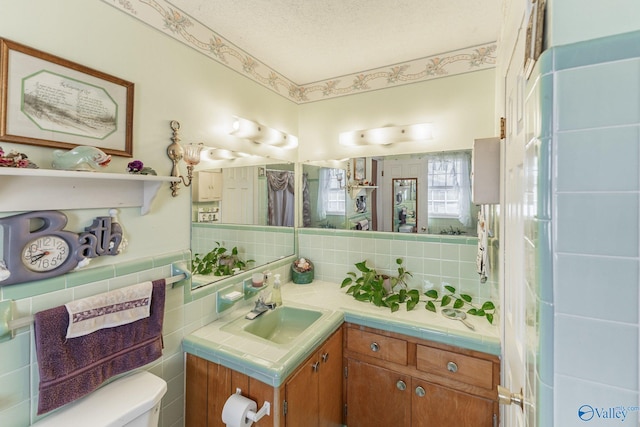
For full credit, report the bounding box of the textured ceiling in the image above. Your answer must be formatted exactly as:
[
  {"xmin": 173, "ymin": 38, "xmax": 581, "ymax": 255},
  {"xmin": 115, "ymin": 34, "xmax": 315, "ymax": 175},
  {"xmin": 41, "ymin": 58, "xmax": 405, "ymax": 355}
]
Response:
[{"xmin": 170, "ymin": 0, "xmax": 503, "ymax": 84}]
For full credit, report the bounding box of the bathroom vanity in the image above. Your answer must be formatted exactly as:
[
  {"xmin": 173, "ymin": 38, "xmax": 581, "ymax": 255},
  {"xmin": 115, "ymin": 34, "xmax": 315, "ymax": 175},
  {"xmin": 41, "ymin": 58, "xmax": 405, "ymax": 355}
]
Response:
[
  {"xmin": 344, "ymin": 324, "xmax": 499, "ymax": 427},
  {"xmin": 183, "ymin": 281, "xmax": 500, "ymax": 427}
]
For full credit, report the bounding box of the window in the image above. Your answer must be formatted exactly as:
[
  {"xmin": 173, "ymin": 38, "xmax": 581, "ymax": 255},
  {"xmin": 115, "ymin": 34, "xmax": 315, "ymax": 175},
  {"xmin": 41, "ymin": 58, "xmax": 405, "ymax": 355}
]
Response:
[
  {"xmin": 427, "ymin": 155, "xmax": 467, "ymax": 219},
  {"xmin": 326, "ymin": 168, "xmax": 346, "ymax": 214},
  {"xmin": 317, "ymin": 168, "xmax": 346, "ymax": 218}
]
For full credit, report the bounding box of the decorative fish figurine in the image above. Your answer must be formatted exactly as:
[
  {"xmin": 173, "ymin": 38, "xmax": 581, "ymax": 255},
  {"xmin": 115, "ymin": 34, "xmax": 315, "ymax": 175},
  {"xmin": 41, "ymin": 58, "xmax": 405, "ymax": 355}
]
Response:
[{"xmin": 51, "ymin": 146, "xmax": 112, "ymax": 171}]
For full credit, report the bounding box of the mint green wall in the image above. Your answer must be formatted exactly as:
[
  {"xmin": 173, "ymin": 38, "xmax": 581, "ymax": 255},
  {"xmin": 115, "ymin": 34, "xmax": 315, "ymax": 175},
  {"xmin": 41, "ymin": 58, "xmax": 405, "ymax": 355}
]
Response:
[
  {"xmin": 546, "ymin": 0, "xmax": 640, "ymax": 47},
  {"xmin": 527, "ymin": 30, "xmax": 640, "ymax": 427}
]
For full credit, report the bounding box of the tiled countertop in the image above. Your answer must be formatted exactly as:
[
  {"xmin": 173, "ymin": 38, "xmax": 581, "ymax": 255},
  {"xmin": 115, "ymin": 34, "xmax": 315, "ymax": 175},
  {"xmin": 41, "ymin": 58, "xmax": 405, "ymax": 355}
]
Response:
[{"xmin": 182, "ymin": 280, "xmax": 500, "ymax": 387}]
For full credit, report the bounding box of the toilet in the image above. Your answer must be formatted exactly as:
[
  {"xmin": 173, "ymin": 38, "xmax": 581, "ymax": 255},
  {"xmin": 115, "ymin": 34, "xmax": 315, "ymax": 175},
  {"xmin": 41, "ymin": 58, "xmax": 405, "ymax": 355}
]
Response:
[
  {"xmin": 398, "ymin": 224, "xmax": 414, "ymax": 233},
  {"xmin": 32, "ymin": 371, "xmax": 167, "ymax": 427}
]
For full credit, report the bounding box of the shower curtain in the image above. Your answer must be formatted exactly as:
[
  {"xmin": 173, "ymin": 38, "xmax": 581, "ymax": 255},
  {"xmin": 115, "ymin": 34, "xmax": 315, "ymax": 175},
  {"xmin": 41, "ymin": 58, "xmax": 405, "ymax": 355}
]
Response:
[{"xmin": 266, "ymin": 170, "xmax": 295, "ymax": 226}]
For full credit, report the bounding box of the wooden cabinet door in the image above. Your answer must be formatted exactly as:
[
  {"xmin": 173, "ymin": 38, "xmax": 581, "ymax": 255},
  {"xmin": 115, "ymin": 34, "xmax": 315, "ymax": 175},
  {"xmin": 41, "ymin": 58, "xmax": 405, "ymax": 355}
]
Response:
[
  {"xmin": 345, "ymin": 358, "xmax": 411, "ymax": 427},
  {"xmin": 318, "ymin": 328, "xmax": 343, "ymax": 427},
  {"xmin": 285, "ymin": 353, "xmax": 320, "ymax": 427},
  {"xmin": 411, "ymin": 379, "xmax": 495, "ymax": 427}
]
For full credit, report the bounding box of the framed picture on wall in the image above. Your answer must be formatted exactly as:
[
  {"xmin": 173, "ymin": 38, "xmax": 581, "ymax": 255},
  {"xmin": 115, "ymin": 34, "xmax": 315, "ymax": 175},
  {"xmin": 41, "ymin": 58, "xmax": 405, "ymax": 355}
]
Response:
[
  {"xmin": 354, "ymin": 157, "xmax": 366, "ymax": 181},
  {"xmin": 0, "ymin": 38, "xmax": 134, "ymax": 156},
  {"xmin": 523, "ymin": 0, "xmax": 546, "ymax": 79}
]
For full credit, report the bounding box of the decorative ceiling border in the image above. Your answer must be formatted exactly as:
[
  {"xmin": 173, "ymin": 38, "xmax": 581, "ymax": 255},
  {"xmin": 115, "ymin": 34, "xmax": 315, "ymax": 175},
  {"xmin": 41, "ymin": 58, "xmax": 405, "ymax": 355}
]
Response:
[{"xmin": 102, "ymin": 0, "xmax": 497, "ymax": 104}]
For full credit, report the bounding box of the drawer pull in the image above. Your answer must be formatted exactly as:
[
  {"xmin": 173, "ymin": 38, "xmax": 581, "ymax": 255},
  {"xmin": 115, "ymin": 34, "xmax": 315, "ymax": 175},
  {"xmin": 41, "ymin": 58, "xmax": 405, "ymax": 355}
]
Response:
[
  {"xmin": 312, "ymin": 361, "xmax": 320, "ymax": 372},
  {"xmin": 322, "ymin": 353, "xmax": 329, "ymax": 363},
  {"xmin": 447, "ymin": 361, "xmax": 458, "ymax": 373},
  {"xmin": 396, "ymin": 380, "xmax": 406, "ymax": 391},
  {"xmin": 370, "ymin": 342, "xmax": 380, "ymax": 352},
  {"xmin": 415, "ymin": 386, "xmax": 426, "ymax": 397}
]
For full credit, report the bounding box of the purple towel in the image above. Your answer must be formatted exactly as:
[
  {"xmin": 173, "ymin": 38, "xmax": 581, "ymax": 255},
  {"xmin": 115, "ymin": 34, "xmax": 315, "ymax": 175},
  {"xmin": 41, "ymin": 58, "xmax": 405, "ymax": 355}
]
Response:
[{"xmin": 34, "ymin": 279, "xmax": 166, "ymax": 415}]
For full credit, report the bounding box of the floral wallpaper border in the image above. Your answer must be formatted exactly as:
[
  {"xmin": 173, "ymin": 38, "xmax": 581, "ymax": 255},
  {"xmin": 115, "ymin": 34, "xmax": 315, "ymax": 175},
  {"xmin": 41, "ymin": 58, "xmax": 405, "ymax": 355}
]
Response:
[{"xmin": 103, "ymin": 0, "xmax": 497, "ymax": 104}]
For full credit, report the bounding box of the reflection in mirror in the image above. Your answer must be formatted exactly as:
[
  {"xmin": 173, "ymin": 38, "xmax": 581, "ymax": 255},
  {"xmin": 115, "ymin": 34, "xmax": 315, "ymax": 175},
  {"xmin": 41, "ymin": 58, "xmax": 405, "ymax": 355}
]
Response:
[
  {"xmin": 302, "ymin": 151, "xmax": 478, "ymax": 236},
  {"xmin": 191, "ymin": 163, "xmax": 295, "ymax": 288},
  {"xmin": 393, "ymin": 178, "xmax": 417, "ymax": 233}
]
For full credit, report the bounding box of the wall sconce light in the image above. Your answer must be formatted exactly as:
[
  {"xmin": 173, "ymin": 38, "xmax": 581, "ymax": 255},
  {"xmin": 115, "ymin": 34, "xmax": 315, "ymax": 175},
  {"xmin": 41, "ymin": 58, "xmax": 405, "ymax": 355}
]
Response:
[
  {"xmin": 230, "ymin": 116, "xmax": 298, "ymax": 149},
  {"xmin": 339, "ymin": 123, "xmax": 433, "ymax": 146},
  {"xmin": 167, "ymin": 120, "xmax": 204, "ymax": 197}
]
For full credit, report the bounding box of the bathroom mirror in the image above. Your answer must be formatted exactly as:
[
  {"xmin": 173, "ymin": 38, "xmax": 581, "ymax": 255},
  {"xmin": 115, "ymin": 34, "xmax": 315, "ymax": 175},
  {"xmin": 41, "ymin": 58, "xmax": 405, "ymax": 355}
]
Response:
[
  {"xmin": 302, "ymin": 150, "xmax": 478, "ymax": 236},
  {"xmin": 191, "ymin": 163, "xmax": 296, "ymax": 288}
]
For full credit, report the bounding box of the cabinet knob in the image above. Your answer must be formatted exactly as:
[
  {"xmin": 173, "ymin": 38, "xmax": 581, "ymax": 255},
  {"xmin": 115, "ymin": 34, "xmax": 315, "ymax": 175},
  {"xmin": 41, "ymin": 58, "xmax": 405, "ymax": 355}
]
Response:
[
  {"xmin": 312, "ymin": 361, "xmax": 320, "ymax": 372},
  {"xmin": 370, "ymin": 342, "xmax": 380, "ymax": 352},
  {"xmin": 447, "ymin": 361, "xmax": 458, "ymax": 373},
  {"xmin": 415, "ymin": 386, "xmax": 426, "ymax": 397},
  {"xmin": 396, "ymin": 380, "xmax": 406, "ymax": 391},
  {"xmin": 321, "ymin": 352, "xmax": 329, "ymax": 363}
]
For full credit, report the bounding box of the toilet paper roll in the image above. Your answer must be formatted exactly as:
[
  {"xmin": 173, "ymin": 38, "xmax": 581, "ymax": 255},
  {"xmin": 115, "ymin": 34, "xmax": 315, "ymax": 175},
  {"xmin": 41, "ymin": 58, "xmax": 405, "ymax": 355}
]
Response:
[{"xmin": 221, "ymin": 393, "xmax": 258, "ymax": 427}]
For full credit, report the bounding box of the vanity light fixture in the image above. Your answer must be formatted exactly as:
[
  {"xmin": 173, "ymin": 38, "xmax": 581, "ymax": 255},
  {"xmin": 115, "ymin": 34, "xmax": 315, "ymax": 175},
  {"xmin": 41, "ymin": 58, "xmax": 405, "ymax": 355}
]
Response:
[
  {"xmin": 206, "ymin": 147, "xmax": 252, "ymax": 160},
  {"xmin": 230, "ymin": 116, "xmax": 298, "ymax": 149},
  {"xmin": 167, "ymin": 120, "xmax": 204, "ymax": 197},
  {"xmin": 339, "ymin": 123, "xmax": 433, "ymax": 146}
]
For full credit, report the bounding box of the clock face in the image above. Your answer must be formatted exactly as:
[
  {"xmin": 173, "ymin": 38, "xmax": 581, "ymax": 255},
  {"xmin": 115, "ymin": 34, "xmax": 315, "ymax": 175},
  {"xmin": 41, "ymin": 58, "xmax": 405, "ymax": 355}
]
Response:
[{"xmin": 21, "ymin": 236, "xmax": 71, "ymax": 272}]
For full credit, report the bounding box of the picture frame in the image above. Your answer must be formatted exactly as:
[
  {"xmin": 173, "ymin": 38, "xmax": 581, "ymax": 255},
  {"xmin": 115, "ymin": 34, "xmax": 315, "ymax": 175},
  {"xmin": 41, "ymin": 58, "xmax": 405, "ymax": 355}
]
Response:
[
  {"xmin": 523, "ymin": 0, "xmax": 546, "ymax": 79},
  {"xmin": 0, "ymin": 39, "xmax": 134, "ymax": 157},
  {"xmin": 353, "ymin": 157, "xmax": 366, "ymax": 181}
]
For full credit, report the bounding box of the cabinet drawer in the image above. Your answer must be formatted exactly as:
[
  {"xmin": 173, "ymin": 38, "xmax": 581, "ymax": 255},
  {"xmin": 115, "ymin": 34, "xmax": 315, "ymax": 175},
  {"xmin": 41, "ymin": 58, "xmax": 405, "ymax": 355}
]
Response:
[
  {"xmin": 416, "ymin": 345, "xmax": 493, "ymax": 390},
  {"xmin": 346, "ymin": 328, "xmax": 407, "ymax": 365}
]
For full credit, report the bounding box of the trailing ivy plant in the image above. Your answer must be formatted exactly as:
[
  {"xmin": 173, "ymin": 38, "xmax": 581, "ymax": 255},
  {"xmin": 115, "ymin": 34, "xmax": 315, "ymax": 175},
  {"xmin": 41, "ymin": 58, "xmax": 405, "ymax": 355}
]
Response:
[
  {"xmin": 341, "ymin": 258, "xmax": 417, "ymax": 313},
  {"xmin": 192, "ymin": 242, "xmax": 254, "ymax": 276},
  {"xmin": 341, "ymin": 259, "xmax": 496, "ymax": 324},
  {"xmin": 424, "ymin": 284, "xmax": 496, "ymax": 324}
]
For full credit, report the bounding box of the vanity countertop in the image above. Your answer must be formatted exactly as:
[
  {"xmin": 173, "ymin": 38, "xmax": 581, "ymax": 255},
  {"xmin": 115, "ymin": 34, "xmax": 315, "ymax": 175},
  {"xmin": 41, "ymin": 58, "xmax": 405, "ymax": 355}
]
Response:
[{"xmin": 182, "ymin": 280, "xmax": 500, "ymax": 387}]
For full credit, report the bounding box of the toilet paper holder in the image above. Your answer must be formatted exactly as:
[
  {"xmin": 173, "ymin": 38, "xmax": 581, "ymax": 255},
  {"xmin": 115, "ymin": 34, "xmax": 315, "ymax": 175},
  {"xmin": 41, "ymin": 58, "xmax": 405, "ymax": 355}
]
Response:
[{"xmin": 235, "ymin": 388, "xmax": 271, "ymax": 423}]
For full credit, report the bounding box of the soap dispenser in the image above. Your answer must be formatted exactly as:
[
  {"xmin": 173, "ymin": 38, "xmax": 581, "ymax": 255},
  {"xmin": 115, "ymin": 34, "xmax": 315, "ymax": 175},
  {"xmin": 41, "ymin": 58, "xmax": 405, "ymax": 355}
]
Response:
[{"xmin": 271, "ymin": 274, "xmax": 282, "ymax": 306}]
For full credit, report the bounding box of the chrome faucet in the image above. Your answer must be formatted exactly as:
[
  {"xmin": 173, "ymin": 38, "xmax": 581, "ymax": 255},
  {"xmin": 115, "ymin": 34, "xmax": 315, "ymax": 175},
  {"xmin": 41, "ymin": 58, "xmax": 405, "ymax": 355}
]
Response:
[{"xmin": 245, "ymin": 295, "xmax": 276, "ymax": 320}]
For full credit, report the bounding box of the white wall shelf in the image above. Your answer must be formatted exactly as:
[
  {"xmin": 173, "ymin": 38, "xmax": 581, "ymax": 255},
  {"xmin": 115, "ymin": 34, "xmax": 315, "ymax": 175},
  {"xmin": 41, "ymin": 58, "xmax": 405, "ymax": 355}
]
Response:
[
  {"xmin": 348, "ymin": 185, "xmax": 378, "ymax": 199},
  {"xmin": 0, "ymin": 168, "xmax": 179, "ymax": 215}
]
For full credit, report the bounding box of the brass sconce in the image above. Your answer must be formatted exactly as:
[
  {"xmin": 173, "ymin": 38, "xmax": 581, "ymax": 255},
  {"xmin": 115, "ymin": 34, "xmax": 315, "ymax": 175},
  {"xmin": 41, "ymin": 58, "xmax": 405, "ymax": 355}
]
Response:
[{"xmin": 167, "ymin": 120, "xmax": 204, "ymax": 197}]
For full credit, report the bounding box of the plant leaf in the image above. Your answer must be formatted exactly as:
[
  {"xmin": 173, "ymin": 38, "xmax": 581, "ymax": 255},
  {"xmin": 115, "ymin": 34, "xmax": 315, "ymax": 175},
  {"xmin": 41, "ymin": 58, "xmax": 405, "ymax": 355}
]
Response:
[
  {"xmin": 441, "ymin": 295, "xmax": 452, "ymax": 307},
  {"xmin": 386, "ymin": 294, "xmax": 400, "ymax": 303},
  {"xmin": 408, "ymin": 289, "xmax": 420, "ymax": 299},
  {"xmin": 460, "ymin": 294, "xmax": 473, "ymax": 303},
  {"xmin": 355, "ymin": 261, "xmax": 370, "ymax": 273},
  {"xmin": 482, "ymin": 301, "xmax": 496, "ymax": 311},
  {"xmin": 486, "ymin": 313, "xmax": 494, "ymax": 324},
  {"xmin": 444, "ymin": 285, "xmax": 456, "ymax": 294},
  {"xmin": 396, "ymin": 258, "xmax": 403, "ymax": 265},
  {"xmin": 426, "ymin": 301, "xmax": 437, "ymax": 313},
  {"xmin": 467, "ymin": 308, "xmax": 478, "ymax": 315},
  {"xmin": 453, "ymin": 298, "xmax": 464, "ymax": 309},
  {"xmin": 355, "ymin": 293, "xmax": 371, "ymax": 302},
  {"xmin": 425, "ymin": 289, "xmax": 438, "ymax": 299},
  {"xmin": 390, "ymin": 302, "xmax": 400, "ymax": 313},
  {"xmin": 341, "ymin": 277, "xmax": 353, "ymax": 288},
  {"xmin": 407, "ymin": 299, "xmax": 417, "ymax": 311}
]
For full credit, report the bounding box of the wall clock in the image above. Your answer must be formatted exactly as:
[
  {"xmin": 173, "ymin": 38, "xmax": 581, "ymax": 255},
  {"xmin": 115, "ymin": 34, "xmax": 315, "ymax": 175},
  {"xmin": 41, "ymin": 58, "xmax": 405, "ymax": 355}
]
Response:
[
  {"xmin": 0, "ymin": 210, "xmax": 124, "ymax": 286},
  {"xmin": 0, "ymin": 211, "xmax": 80, "ymax": 286},
  {"xmin": 21, "ymin": 235, "xmax": 71, "ymax": 272}
]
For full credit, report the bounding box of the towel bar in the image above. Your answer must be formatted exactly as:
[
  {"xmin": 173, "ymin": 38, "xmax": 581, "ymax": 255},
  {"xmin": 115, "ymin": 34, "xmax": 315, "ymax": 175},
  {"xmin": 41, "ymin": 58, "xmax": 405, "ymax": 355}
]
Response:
[{"xmin": 0, "ymin": 272, "xmax": 188, "ymax": 342}]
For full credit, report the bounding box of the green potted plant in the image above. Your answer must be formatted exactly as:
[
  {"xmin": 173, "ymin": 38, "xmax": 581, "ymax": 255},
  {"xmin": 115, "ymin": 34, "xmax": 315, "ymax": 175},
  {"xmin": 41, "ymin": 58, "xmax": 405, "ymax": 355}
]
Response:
[
  {"xmin": 192, "ymin": 242, "xmax": 254, "ymax": 276},
  {"xmin": 341, "ymin": 258, "xmax": 417, "ymax": 312},
  {"xmin": 341, "ymin": 258, "xmax": 496, "ymax": 324}
]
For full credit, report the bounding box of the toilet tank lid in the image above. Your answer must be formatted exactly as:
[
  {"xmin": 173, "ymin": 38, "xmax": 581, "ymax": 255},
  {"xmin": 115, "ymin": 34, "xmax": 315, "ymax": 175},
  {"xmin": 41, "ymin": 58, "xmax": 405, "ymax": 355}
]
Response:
[{"xmin": 32, "ymin": 371, "xmax": 167, "ymax": 427}]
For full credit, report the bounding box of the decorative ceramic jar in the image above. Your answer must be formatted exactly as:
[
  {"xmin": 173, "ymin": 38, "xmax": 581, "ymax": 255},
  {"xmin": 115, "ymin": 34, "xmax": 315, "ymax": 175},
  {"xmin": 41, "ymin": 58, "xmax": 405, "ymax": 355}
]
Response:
[{"xmin": 291, "ymin": 257, "xmax": 314, "ymax": 284}]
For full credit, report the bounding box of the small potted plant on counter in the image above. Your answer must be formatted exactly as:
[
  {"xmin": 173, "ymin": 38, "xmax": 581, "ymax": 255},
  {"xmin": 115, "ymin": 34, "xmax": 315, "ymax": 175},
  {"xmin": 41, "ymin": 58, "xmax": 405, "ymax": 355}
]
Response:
[{"xmin": 291, "ymin": 257, "xmax": 314, "ymax": 284}]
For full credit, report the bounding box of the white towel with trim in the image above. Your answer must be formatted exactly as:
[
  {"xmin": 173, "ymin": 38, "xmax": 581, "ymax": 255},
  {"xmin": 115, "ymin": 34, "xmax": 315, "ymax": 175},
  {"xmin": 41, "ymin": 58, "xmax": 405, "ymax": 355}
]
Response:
[
  {"xmin": 476, "ymin": 206, "xmax": 489, "ymax": 282},
  {"xmin": 64, "ymin": 281, "xmax": 153, "ymax": 338}
]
